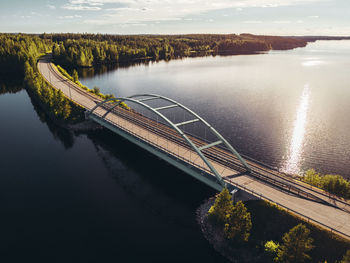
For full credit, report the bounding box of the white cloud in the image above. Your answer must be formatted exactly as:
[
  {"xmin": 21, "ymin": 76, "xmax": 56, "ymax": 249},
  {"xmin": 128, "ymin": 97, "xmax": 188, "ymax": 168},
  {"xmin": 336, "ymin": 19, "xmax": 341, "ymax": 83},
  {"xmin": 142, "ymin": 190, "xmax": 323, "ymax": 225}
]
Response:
[
  {"xmin": 59, "ymin": 15, "xmax": 82, "ymax": 19},
  {"xmin": 63, "ymin": 4, "xmax": 102, "ymax": 10},
  {"xmin": 106, "ymin": 7, "xmax": 138, "ymax": 11},
  {"xmin": 62, "ymin": 1, "xmax": 103, "ymax": 10},
  {"xmin": 130, "ymin": 23, "xmax": 147, "ymax": 26},
  {"xmin": 47, "ymin": 4, "xmax": 56, "ymax": 10},
  {"xmin": 61, "ymin": 0, "xmax": 327, "ymax": 24},
  {"xmin": 273, "ymin": 20, "xmax": 291, "ymax": 23},
  {"xmin": 308, "ymin": 15, "xmax": 319, "ymax": 18},
  {"xmin": 244, "ymin": 20, "xmax": 263, "ymax": 24}
]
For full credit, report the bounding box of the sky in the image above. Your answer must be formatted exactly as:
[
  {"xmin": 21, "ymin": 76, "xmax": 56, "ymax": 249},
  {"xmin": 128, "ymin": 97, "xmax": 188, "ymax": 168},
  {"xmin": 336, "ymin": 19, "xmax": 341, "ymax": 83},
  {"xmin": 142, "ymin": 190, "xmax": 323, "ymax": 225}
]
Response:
[{"xmin": 0, "ymin": 0, "xmax": 349, "ymax": 35}]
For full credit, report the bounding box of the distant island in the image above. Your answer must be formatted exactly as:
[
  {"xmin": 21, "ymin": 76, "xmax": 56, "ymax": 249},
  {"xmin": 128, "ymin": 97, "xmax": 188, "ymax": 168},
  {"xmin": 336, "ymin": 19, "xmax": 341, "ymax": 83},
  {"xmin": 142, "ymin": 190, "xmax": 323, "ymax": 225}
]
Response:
[{"xmin": 296, "ymin": 36, "xmax": 350, "ymax": 42}]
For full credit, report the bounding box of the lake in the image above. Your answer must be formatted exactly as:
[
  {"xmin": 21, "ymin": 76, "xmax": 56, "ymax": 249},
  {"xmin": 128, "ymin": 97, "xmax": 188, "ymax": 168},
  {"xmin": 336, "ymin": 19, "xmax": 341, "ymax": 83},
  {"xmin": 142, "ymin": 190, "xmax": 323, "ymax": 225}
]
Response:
[
  {"xmin": 0, "ymin": 83, "xmax": 226, "ymax": 261},
  {"xmin": 0, "ymin": 40, "xmax": 349, "ymax": 262},
  {"xmin": 80, "ymin": 40, "xmax": 350, "ymax": 179}
]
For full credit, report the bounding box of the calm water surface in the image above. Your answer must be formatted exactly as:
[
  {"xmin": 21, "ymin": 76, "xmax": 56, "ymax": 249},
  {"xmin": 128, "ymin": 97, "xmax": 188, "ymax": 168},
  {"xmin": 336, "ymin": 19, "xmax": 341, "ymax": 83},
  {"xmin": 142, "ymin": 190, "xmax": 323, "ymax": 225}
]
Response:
[
  {"xmin": 0, "ymin": 82, "xmax": 226, "ymax": 262},
  {"xmin": 80, "ymin": 40, "xmax": 350, "ymax": 178},
  {"xmin": 1, "ymin": 40, "xmax": 350, "ymax": 262}
]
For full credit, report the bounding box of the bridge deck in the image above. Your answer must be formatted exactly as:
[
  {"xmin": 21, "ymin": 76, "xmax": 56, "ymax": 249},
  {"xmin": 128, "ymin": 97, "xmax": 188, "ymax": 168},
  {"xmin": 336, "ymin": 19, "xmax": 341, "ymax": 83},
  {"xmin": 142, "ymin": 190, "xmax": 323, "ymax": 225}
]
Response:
[{"xmin": 38, "ymin": 56, "xmax": 350, "ymax": 240}]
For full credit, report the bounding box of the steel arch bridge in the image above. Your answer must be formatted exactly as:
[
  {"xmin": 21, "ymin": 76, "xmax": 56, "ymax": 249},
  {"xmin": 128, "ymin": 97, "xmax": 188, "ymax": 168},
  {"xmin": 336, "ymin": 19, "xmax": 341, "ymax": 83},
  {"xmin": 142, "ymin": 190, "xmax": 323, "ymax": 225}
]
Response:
[{"xmin": 88, "ymin": 94, "xmax": 251, "ymax": 190}]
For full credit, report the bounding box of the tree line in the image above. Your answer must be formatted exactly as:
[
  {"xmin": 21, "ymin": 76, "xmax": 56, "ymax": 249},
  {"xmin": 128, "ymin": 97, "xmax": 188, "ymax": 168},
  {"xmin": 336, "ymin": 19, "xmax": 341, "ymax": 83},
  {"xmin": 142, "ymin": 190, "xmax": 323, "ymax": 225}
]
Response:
[{"xmin": 44, "ymin": 33, "xmax": 308, "ymax": 68}]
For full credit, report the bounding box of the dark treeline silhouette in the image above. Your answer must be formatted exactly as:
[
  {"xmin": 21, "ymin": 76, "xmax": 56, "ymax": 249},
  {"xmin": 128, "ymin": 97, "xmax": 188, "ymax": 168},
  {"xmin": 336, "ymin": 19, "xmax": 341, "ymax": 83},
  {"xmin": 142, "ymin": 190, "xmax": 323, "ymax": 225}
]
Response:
[
  {"xmin": 295, "ymin": 36, "xmax": 350, "ymax": 42},
  {"xmin": 42, "ymin": 33, "xmax": 308, "ymax": 67}
]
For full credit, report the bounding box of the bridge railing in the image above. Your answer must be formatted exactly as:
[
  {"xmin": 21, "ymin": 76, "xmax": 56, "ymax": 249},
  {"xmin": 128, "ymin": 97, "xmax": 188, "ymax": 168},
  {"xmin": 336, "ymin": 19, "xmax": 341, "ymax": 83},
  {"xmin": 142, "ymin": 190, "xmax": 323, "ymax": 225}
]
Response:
[
  {"xmin": 94, "ymin": 104, "xmax": 330, "ymax": 205},
  {"xmin": 91, "ymin": 110, "xmax": 225, "ymax": 186},
  {"xmin": 226, "ymin": 177, "xmax": 350, "ymax": 240},
  {"xmin": 104, "ymin": 103, "xmax": 253, "ymax": 177}
]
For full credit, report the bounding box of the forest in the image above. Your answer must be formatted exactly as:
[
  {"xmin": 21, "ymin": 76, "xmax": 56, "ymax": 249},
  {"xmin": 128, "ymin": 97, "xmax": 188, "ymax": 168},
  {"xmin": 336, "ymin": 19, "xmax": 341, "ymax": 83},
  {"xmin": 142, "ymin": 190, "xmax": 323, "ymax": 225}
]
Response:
[
  {"xmin": 44, "ymin": 33, "xmax": 308, "ymax": 67},
  {"xmin": 0, "ymin": 34, "xmax": 83, "ymax": 122}
]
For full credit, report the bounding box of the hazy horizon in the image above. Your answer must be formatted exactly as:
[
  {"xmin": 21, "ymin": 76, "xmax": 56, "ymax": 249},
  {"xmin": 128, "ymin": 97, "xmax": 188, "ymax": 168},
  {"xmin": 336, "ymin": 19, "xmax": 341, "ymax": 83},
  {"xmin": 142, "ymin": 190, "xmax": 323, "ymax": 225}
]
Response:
[
  {"xmin": 1, "ymin": 0, "xmax": 349, "ymax": 36},
  {"xmin": 1, "ymin": 32, "xmax": 350, "ymax": 37}
]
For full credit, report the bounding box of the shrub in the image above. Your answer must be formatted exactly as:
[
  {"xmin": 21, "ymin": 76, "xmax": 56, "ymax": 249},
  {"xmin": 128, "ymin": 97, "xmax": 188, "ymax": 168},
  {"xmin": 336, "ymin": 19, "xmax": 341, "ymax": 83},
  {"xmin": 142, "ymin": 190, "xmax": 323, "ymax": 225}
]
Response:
[{"xmin": 302, "ymin": 169, "xmax": 350, "ymax": 199}]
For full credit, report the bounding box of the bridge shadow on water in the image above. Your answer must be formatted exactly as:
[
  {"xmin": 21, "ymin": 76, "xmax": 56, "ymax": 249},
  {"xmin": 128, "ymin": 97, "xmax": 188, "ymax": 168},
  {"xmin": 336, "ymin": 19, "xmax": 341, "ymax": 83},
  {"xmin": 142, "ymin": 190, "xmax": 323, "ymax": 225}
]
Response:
[
  {"xmin": 0, "ymin": 76, "xmax": 230, "ymax": 263},
  {"xmin": 19, "ymin": 94, "xmax": 229, "ymax": 262},
  {"xmin": 30, "ymin": 96, "xmax": 219, "ymax": 225},
  {"xmin": 86, "ymin": 128, "xmax": 218, "ymax": 225},
  {"xmin": 27, "ymin": 84, "xmax": 218, "ymax": 208}
]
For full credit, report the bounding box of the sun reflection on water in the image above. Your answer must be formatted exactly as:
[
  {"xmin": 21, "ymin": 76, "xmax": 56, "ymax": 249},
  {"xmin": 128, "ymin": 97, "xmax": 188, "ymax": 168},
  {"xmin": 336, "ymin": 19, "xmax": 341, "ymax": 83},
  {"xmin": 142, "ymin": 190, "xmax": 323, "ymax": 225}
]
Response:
[{"xmin": 282, "ymin": 84, "xmax": 310, "ymax": 175}]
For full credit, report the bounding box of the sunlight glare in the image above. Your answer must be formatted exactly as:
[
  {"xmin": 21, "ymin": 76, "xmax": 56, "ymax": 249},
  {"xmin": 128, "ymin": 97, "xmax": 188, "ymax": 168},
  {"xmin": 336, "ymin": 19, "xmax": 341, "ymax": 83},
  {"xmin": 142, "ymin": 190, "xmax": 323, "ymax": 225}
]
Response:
[
  {"xmin": 282, "ymin": 84, "xmax": 310, "ymax": 174},
  {"xmin": 302, "ymin": 60, "xmax": 325, "ymax": 67}
]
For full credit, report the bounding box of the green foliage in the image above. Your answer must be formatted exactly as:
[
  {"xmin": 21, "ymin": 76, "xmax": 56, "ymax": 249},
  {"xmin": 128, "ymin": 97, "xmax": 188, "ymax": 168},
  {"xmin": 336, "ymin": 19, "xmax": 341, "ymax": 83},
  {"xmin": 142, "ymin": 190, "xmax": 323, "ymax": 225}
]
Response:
[
  {"xmin": 265, "ymin": 240, "xmax": 280, "ymax": 261},
  {"xmin": 302, "ymin": 169, "xmax": 350, "ymax": 199},
  {"xmin": 45, "ymin": 33, "xmax": 308, "ymax": 68},
  {"xmin": 224, "ymin": 201, "xmax": 252, "ymax": 243},
  {"xmin": 104, "ymin": 93, "xmax": 115, "ymax": 100},
  {"xmin": 0, "ymin": 34, "xmax": 83, "ymax": 122},
  {"xmin": 245, "ymin": 200, "xmax": 350, "ymax": 263},
  {"xmin": 72, "ymin": 69, "xmax": 79, "ymax": 82},
  {"xmin": 24, "ymin": 61, "xmax": 74, "ymax": 120},
  {"xmin": 208, "ymin": 188, "xmax": 234, "ymax": 225},
  {"xmin": 303, "ymin": 169, "xmax": 323, "ymax": 187},
  {"xmin": 56, "ymin": 65, "xmax": 74, "ymax": 81},
  {"xmin": 54, "ymin": 64, "xmax": 129, "ymax": 110},
  {"xmin": 340, "ymin": 250, "xmax": 350, "ymax": 263},
  {"xmin": 276, "ymin": 223, "xmax": 314, "ymax": 263},
  {"xmin": 1, "ymin": 33, "xmax": 308, "ymax": 73},
  {"xmin": 0, "ymin": 34, "xmax": 51, "ymax": 74},
  {"xmin": 265, "ymin": 240, "xmax": 279, "ymax": 253},
  {"xmin": 92, "ymin": 86, "xmax": 100, "ymax": 95},
  {"xmin": 208, "ymin": 189, "xmax": 252, "ymax": 244},
  {"xmin": 55, "ymin": 64, "xmax": 118, "ymax": 101}
]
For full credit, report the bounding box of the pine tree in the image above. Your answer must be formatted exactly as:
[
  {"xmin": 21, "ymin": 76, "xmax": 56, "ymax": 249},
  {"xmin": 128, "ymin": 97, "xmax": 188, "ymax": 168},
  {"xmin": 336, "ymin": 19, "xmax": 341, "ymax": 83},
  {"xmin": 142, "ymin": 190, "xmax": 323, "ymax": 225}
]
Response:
[
  {"xmin": 224, "ymin": 201, "xmax": 252, "ymax": 242},
  {"xmin": 208, "ymin": 188, "xmax": 233, "ymax": 225},
  {"xmin": 277, "ymin": 223, "xmax": 314, "ymax": 263}
]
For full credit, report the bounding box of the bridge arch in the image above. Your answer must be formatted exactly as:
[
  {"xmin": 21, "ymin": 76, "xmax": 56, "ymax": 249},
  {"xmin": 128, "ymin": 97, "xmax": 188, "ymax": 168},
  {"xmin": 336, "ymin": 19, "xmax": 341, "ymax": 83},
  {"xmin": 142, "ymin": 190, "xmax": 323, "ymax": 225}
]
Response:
[{"xmin": 88, "ymin": 94, "xmax": 251, "ymax": 188}]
